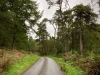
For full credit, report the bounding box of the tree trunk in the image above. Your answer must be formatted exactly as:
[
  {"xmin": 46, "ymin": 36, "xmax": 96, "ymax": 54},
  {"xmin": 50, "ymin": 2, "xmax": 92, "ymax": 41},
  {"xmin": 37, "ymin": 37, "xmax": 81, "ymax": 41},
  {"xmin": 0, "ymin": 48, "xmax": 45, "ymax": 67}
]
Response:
[
  {"xmin": 80, "ymin": 26, "xmax": 83, "ymax": 55},
  {"xmin": 59, "ymin": 2, "xmax": 67, "ymax": 53}
]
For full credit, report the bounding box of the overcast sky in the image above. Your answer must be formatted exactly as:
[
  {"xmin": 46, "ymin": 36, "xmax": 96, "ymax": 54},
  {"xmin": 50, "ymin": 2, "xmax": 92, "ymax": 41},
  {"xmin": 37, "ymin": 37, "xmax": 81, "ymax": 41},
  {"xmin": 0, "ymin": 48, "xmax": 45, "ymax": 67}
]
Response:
[
  {"xmin": 32, "ymin": 0, "xmax": 99, "ymax": 38},
  {"xmin": 36, "ymin": 0, "xmax": 93, "ymax": 19}
]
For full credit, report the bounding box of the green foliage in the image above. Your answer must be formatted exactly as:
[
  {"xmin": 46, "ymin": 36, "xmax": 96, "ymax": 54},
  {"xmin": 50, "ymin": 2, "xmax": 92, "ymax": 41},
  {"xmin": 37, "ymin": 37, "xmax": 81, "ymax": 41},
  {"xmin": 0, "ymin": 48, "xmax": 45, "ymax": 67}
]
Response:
[
  {"xmin": 47, "ymin": 37, "xmax": 57, "ymax": 55},
  {"xmin": 48, "ymin": 3, "xmax": 100, "ymax": 55},
  {"xmin": 27, "ymin": 37, "xmax": 38, "ymax": 52},
  {"xmin": 51, "ymin": 56, "xmax": 83, "ymax": 75},
  {"xmin": 0, "ymin": 0, "xmax": 40, "ymax": 50},
  {"xmin": 71, "ymin": 4, "xmax": 98, "ymax": 54},
  {"xmin": 2, "ymin": 55, "xmax": 40, "ymax": 75},
  {"xmin": 36, "ymin": 18, "xmax": 49, "ymax": 55},
  {"xmin": 56, "ymin": 40, "xmax": 63, "ymax": 54},
  {"xmin": 62, "ymin": 51, "xmax": 100, "ymax": 75}
]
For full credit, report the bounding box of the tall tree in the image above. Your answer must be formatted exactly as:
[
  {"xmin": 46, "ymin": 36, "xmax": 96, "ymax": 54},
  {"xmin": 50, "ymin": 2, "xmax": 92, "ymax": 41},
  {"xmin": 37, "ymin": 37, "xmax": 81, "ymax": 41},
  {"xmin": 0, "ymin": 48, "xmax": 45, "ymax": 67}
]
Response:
[
  {"xmin": 52, "ymin": 9, "xmax": 72, "ymax": 53},
  {"xmin": 36, "ymin": 18, "xmax": 49, "ymax": 55},
  {"xmin": 72, "ymin": 4, "xmax": 98, "ymax": 55},
  {"xmin": 0, "ymin": 0, "xmax": 40, "ymax": 50},
  {"xmin": 46, "ymin": 0, "xmax": 70, "ymax": 53}
]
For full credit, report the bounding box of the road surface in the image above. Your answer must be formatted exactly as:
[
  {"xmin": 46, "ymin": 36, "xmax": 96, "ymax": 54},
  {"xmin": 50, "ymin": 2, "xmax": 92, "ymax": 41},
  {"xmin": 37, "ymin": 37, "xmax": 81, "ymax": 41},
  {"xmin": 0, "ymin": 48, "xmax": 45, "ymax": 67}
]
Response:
[{"xmin": 22, "ymin": 57, "xmax": 64, "ymax": 75}]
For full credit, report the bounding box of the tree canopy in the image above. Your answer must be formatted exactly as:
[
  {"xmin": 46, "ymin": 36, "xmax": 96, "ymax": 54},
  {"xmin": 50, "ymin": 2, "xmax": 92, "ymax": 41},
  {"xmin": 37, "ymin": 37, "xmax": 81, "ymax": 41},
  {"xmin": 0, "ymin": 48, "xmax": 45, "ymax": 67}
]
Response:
[{"xmin": 0, "ymin": 0, "xmax": 40, "ymax": 50}]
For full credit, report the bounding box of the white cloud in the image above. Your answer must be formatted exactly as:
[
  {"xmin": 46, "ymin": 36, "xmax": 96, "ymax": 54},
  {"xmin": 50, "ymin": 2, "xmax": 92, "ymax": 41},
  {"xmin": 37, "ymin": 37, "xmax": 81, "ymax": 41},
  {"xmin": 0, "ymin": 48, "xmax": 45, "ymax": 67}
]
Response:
[
  {"xmin": 68, "ymin": 0, "xmax": 91, "ymax": 8},
  {"xmin": 46, "ymin": 22, "xmax": 54, "ymax": 36},
  {"xmin": 36, "ymin": 0, "xmax": 57, "ymax": 19}
]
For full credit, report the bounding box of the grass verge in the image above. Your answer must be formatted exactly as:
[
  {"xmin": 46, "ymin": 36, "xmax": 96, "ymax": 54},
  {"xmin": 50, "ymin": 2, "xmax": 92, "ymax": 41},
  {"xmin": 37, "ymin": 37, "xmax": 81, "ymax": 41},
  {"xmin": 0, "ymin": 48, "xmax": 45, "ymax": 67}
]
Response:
[
  {"xmin": 2, "ymin": 54, "xmax": 40, "ymax": 75},
  {"xmin": 51, "ymin": 57, "xmax": 83, "ymax": 75}
]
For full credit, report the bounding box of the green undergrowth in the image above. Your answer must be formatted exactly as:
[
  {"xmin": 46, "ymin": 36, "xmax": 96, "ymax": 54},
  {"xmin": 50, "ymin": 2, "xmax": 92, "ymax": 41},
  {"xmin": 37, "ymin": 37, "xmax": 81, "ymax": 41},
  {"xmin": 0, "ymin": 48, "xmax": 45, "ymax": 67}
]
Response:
[
  {"xmin": 51, "ymin": 57, "xmax": 83, "ymax": 75},
  {"xmin": 2, "ymin": 54, "xmax": 40, "ymax": 75}
]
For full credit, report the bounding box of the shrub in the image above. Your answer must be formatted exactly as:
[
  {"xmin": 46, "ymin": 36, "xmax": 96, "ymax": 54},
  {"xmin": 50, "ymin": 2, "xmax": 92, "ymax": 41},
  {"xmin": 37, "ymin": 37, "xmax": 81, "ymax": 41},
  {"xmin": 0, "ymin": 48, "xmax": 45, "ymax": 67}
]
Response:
[
  {"xmin": 0, "ymin": 58, "xmax": 10, "ymax": 73},
  {"xmin": 62, "ymin": 51, "xmax": 100, "ymax": 75}
]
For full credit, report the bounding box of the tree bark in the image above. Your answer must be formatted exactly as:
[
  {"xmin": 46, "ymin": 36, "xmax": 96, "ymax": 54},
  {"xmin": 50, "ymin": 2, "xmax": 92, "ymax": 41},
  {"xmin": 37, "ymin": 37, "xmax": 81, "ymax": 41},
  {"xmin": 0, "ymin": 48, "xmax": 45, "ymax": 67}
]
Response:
[{"xmin": 79, "ymin": 25, "xmax": 83, "ymax": 55}]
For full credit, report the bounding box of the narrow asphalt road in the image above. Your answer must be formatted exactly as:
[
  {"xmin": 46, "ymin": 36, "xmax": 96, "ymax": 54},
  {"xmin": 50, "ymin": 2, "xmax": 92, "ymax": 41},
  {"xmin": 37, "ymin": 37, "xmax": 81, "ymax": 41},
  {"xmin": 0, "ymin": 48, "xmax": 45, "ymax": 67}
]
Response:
[{"xmin": 22, "ymin": 57, "xmax": 64, "ymax": 75}]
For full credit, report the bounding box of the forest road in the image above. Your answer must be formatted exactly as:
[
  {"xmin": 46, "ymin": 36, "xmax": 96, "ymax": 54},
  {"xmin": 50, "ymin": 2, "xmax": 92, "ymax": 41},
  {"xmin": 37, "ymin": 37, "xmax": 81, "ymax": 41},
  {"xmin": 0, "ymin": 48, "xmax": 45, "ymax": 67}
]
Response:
[{"xmin": 22, "ymin": 57, "xmax": 64, "ymax": 75}]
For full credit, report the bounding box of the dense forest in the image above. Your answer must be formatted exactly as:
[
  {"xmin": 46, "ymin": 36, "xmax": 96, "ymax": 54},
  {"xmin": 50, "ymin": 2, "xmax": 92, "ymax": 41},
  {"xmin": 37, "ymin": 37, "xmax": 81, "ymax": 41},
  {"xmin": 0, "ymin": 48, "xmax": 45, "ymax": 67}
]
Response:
[{"xmin": 0, "ymin": 0, "xmax": 100, "ymax": 75}]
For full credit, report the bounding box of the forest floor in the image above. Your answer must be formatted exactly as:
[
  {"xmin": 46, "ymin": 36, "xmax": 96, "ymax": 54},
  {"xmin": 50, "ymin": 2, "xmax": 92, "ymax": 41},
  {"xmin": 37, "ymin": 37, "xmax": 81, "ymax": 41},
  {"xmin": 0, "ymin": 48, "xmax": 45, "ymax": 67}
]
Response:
[{"xmin": 22, "ymin": 57, "xmax": 64, "ymax": 75}]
